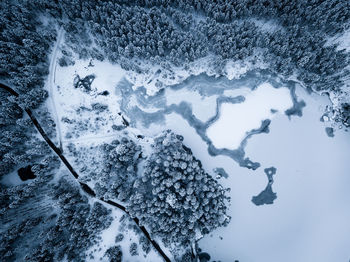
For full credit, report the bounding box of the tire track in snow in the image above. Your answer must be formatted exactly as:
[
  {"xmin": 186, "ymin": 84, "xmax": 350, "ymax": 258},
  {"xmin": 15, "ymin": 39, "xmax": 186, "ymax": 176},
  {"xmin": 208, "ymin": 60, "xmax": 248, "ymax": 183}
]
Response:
[{"xmin": 48, "ymin": 27, "xmax": 64, "ymax": 152}]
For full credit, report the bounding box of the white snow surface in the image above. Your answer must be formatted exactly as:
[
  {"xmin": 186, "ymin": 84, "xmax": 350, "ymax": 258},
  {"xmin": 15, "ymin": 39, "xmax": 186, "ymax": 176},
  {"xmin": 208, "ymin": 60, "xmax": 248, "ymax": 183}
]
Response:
[
  {"xmin": 199, "ymin": 86, "xmax": 350, "ymax": 262},
  {"xmin": 54, "ymin": 59, "xmax": 126, "ymax": 142},
  {"xmin": 86, "ymin": 205, "xmax": 163, "ymax": 262},
  {"xmin": 44, "ymin": 27, "xmax": 64, "ymax": 149},
  {"xmin": 1, "ymin": 171, "xmax": 23, "ymax": 186},
  {"xmin": 207, "ymin": 83, "xmax": 293, "ymax": 149},
  {"xmin": 327, "ymin": 28, "xmax": 350, "ymax": 52}
]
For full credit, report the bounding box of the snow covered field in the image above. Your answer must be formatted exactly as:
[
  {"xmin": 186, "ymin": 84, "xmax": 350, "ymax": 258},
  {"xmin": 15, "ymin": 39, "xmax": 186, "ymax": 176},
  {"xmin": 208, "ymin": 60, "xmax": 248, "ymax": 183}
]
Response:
[
  {"xmin": 86, "ymin": 207, "xmax": 164, "ymax": 262},
  {"xmin": 53, "ymin": 59, "xmax": 126, "ymax": 143}
]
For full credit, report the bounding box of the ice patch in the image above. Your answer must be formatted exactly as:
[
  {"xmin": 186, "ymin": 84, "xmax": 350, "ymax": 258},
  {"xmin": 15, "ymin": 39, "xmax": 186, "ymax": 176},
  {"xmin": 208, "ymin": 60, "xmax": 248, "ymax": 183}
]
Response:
[
  {"xmin": 207, "ymin": 83, "xmax": 293, "ymax": 150},
  {"xmin": 166, "ymin": 88, "xmax": 218, "ymax": 122}
]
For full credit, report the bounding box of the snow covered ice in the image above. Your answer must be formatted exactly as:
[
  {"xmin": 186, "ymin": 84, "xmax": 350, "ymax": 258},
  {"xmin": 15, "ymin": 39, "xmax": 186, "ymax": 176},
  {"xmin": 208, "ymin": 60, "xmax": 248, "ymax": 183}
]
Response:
[{"xmin": 207, "ymin": 83, "xmax": 293, "ymax": 150}]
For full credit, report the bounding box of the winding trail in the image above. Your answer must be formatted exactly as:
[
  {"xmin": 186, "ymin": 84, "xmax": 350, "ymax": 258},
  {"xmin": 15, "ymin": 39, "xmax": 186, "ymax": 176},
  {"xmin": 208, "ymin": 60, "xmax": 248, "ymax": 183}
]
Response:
[
  {"xmin": 48, "ymin": 28, "xmax": 64, "ymax": 152},
  {"xmin": 0, "ymin": 82, "xmax": 171, "ymax": 262}
]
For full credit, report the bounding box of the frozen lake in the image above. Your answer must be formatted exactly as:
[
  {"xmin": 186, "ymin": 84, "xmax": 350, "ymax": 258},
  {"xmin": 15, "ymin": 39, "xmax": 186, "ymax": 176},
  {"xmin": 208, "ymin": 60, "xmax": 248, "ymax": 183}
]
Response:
[
  {"xmin": 118, "ymin": 71, "xmax": 304, "ymax": 169},
  {"xmin": 199, "ymin": 86, "xmax": 350, "ymax": 262},
  {"xmin": 117, "ymin": 72, "xmax": 350, "ymax": 262}
]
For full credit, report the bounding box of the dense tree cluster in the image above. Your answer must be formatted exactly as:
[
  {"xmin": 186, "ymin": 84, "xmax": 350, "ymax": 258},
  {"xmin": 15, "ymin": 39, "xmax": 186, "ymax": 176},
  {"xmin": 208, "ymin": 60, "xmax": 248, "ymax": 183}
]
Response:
[
  {"xmin": 125, "ymin": 0, "xmax": 349, "ymax": 37},
  {"xmin": 48, "ymin": 0, "xmax": 349, "ymax": 92},
  {"xmin": 0, "ymin": 0, "xmax": 56, "ymax": 109},
  {"xmin": 104, "ymin": 245, "xmax": 123, "ymax": 262},
  {"xmin": 94, "ymin": 137, "xmax": 142, "ymax": 202},
  {"xmin": 139, "ymin": 235, "xmax": 151, "ymax": 254},
  {"xmin": 30, "ymin": 178, "xmax": 113, "ymax": 261},
  {"xmin": 1, "ymin": 153, "xmax": 112, "ymax": 261},
  {"xmin": 129, "ymin": 242, "xmax": 139, "ymax": 256},
  {"xmin": 0, "ymin": 90, "xmax": 52, "ymax": 179},
  {"xmin": 0, "ymin": 174, "xmax": 113, "ymax": 261},
  {"xmin": 201, "ymin": 19, "xmax": 260, "ymax": 60},
  {"xmin": 127, "ymin": 131, "xmax": 230, "ymax": 245},
  {"xmin": 194, "ymin": 0, "xmax": 349, "ymax": 35},
  {"xmin": 338, "ymin": 103, "xmax": 350, "ymax": 127},
  {"xmin": 0, "ymin": 158, "xmax": 56, "ymax": 260},
  {"xmin": 0, "ymin": 0, "xmax": 59, "ymax": 180},
  {"xmin": 85, "ymin": 3, "xmax": 205, "ymax": 65},
  {"xmin": 115, "ymin": 233, "xmax": 124, "ymax": 243}
]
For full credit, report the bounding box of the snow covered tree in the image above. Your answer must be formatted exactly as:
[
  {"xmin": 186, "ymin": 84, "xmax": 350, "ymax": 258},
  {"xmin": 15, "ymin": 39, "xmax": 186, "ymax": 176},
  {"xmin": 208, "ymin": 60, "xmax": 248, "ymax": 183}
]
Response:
[
  {"xmin": 105, "ymin": 245, "xmax": 123, "ymax": 262},
  {"xmin": 127, "ymin": 131, "xmax": 230, "ymax": 245},
  {"xmin": 94, "ymin": 137, "xmax": 142, "ymax": 202}
]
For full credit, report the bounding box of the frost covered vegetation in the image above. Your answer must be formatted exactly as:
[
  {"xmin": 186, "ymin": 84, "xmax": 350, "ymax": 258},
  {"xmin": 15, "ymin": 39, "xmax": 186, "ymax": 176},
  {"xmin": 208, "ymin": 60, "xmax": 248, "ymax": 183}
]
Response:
[
  {"xmin": 0, "ymin": 159, "xmax": 113, "ymax": 261},
  {"xmin": 104, "ymin": 245, "xmax": 123, "ymax": 262},
  {"xmin": 1, "ymin": 0, "xmax": 349, "ymax": 123},
  {"xmin": 68, "ymin": 131, "xmax": 230, "ymax": 247},
  {"xmin": 1, "ymin": 0, "xmax": 350, "ymax": 261},
  {"xmin": 67, "ymin": 137, "xmax": 142, "ymax": 201},
  {"xmin": 0, "ymin": 90, "xmax": 52, "ymax": 179},
  {"xmin": 54, "ymin": 0, "xmax": 350, "ymax": 95},
  {"xmin": 127, "ymin": 131, "xmax": 230, "ymax": 245},
  {"xmin": 0, "ymin": 0, "xmax": 56, "ymax": 109},
  {"xmin": 94, "ymin": 138, "xmax": 142, "ymax": 202}
]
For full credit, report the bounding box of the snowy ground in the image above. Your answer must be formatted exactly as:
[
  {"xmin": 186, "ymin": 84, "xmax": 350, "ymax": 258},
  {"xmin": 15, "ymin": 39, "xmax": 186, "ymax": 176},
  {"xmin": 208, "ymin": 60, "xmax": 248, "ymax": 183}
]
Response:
[
  {"xmin": 54, "ymin": 59, "xmax": 126, "ymax": 144},
  {"xmin": 86, "ymin": 206, "xmax": 163, "ymax": 262}
]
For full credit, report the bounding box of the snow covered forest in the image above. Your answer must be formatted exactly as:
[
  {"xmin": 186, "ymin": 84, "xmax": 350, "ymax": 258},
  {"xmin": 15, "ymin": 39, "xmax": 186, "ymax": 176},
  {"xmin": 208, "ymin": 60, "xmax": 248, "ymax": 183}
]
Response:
[{"xmin": 1, "ymin": 0, "xmax": 350, "ymax": 261}]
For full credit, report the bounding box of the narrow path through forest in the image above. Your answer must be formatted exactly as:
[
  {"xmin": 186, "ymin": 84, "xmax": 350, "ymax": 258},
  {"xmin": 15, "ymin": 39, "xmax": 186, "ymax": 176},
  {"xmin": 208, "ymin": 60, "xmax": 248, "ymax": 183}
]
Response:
[
  {"xmin": 0, "ymin": 82, "xmax": 172, "ymax": 262},
  {"xmin": 48, "ymin": 27, "xmax": 64, "ymax": 152}
]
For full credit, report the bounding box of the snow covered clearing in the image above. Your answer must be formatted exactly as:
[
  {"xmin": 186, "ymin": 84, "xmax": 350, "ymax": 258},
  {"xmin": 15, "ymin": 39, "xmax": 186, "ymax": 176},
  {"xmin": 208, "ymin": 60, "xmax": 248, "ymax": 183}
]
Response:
[
  {"xmin": 54, "ymin": 59, "xmax": 126, "ymax": 142},
  {"xmin": 327, "ymin": 28, "xmax": 350, "ymax": 52},
  {"xmin": 1, "ymin": 170, "xmax": 24, "ymax": 186},
  {"xmin": 86, "ymin": 207, "xmax": 163, "ymax": 262}
]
